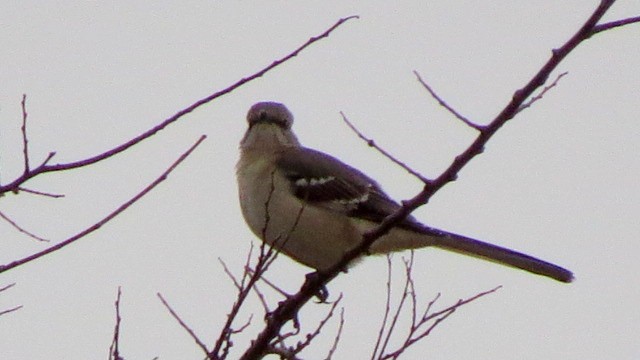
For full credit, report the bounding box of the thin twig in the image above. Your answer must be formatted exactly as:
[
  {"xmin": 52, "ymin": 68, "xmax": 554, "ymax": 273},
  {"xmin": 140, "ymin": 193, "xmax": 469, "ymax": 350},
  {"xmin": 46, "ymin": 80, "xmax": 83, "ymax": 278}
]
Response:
[
  {"xmin": 211, "ymin": 255, "xmax": 264, "ymax": 357},
  {"xmin": 245, "ymin": 266, "xmax": 291, "ymax": 298},
  {"xmin": 0, "ymin": 283, "xmax": 22, "ymax": 317},
  {"xmin": 252, "ymin": 282, "xmax": 272, "ymax": 315},
  {"xmin": 421, "ymin": 293, "xmax": 441, "ymax": 323},
  {"xmin": 423, "ymin": 286, "xmax": 502, "ymax": 323},
  {"xmin": 413, "ymin": 71, "xmax": 484, "ymax": 130},
  {"xmin": 223, "ymin": 257, "xmax": 274, "ymax": 318},
  {"xmin": 0, "ymin": 210, "xmax": 49, "ymax": 242},
  {"xmin": 592, "ymin": 15, "xmax": 640, "ymax": 34},
  {"xmin": 238, "ymin": 243, "xmax": 257, "ymax": 291},
  {"xmin": 231, "ymin": 315, "xmax": 254, "ymax": 335},
  {"xmin": 371, "ymin": 255, "xmax": 394, "ymax": 360},
  {"xmin": 157, "ymin": 292, "xmax": 209, "ymax": 356},
  {"xmin": 0, "ymin": 305, "xmax": 23, "ymax": 316},
  {"xmin": 219, "ymin": 258, "xmax": 244, "ymax": 291},
  {"xmin": 380, "ymin": 286, "xmax": 501, "ymax": 360},
  {"xmin": 257, "ymin": 167, "xmax": 310, "ymax": 276},
  {"xmin": 341, "ymin": 112, "xmax": 430, "ymax": 183},
  {"xmin": 289, "ymin": 294, "xmax": 343, "ymax": 356},
  {"xmin": 0, "ymin": 283, "xmax": 17, "ymax": 292},
  {"xmin": 20, "ymin": 94, "xmax": 30, "ymax": 173},
  {"xmin": 108, "ymin": 287, "xmax": 124, "ymax": 360},
  {"xmin": 377, "ymin": 253, "xmax": 414, "ymax": 359},
  {"xmin": 372, "ymin": 254, "xmax": 493, "ymax": 360},
  {"xmin": 16, "ymin": 187, "xmax": 65, "ymax": 198},
  {"xmin": 517, "ymin": 71, "xmax": 569, "ymax": 113},
  {"xmin": 211, "ymin": 169, "xmax": 310, "ymax": 358},
  {"xmin": 326, "ymin": 307, "xmax": 345, "ymax": 360},
  {"xmin": 0, "ymin": 135, "xmax": 207, "ymax": 274},
  {"xmin": 210, "ymin": 179, "xmax": 280, "ymax": 357}
]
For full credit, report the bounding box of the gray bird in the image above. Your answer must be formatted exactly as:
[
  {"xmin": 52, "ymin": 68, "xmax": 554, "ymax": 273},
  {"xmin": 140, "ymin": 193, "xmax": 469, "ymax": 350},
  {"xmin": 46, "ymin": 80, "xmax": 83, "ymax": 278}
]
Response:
[{"xmin": 236, "ymin": 101, "xmax": 573, "ymax": 283}]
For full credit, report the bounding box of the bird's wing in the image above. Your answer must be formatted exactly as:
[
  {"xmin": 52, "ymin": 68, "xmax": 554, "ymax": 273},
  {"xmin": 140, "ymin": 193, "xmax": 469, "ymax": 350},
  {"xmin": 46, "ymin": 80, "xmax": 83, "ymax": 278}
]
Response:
[{"xmin": 276, "ymin": 147, "xmax": 429, "ymax": 232}]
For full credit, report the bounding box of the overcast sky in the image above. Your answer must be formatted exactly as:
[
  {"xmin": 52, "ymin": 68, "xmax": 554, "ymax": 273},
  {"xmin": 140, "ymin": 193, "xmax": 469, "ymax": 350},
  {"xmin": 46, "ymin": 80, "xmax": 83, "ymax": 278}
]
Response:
[{"xmin": 1, "ymin": 1, "xmax": 639, "ymax": 359}]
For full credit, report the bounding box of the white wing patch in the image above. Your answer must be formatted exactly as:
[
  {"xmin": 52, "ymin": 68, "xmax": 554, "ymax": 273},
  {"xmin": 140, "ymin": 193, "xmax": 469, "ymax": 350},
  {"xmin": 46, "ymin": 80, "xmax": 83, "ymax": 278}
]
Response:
[
  {"xmin": 338, "ymin": 190, "xmax": 370, "ymax": 205},
  {"xmin": 295, "ymin": 176, "xmax": 336, "ymax": 187}
]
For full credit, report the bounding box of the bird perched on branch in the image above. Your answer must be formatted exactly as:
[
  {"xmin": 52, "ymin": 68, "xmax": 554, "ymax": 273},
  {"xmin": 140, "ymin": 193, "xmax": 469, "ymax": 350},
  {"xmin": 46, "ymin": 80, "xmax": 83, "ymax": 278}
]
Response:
[{"xmin": 236, "ymin": 101, "xmax": 573, "ymax": 283}]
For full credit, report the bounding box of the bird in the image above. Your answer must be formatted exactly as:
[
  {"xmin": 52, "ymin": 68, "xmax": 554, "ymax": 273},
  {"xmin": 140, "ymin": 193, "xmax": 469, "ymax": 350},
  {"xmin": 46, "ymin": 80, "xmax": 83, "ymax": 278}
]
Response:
[{"xmin": 236, "ymin": 101, "xmax": 573, "ymax": 283}]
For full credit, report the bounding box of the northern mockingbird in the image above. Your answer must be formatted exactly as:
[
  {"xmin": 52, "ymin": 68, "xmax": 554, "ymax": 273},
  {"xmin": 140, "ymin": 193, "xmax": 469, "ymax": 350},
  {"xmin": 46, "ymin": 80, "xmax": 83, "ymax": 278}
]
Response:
[{"xmin": 237, "ymin": 101, "xmax": 573, "ymax": 283}]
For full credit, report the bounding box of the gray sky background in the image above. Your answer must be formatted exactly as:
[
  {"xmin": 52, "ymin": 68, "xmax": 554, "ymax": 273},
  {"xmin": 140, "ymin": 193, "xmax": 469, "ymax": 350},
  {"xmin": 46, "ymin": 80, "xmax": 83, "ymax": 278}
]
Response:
[{"xmin": 1, "ymin": 1, "xmax": 639, "ymax": 359}]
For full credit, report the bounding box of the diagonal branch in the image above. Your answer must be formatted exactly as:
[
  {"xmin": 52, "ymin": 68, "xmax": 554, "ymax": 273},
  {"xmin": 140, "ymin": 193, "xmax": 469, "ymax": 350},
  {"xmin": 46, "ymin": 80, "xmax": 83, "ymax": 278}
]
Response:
[
  {"xmin": 592, "ymin": 15, "xmax": 640, "ymax": 34},
  {"xmin": 239, "ymin": 2, "xmax": 635, "ymax": 359},
  {"xmin": 0, "ymin": 135, "xmax": 207, "ymax": 275},
  {"xmin": 158, "ymin": 292, "xmax": 210, "ymax": 356},
  {"xmin": 516, "ymin": 71, "xmax": 569, "ymax": 114},
  {"xmin": 0, "ymin": 283, "xmax": 22, "ymax": 317},
  {"xmin": 0, "ymin": 210, "xmax": 49, "ymax": 242},
  {"xmin": 0, "ymin": 15, "xmax": 359, "ymax": 196},
  {"xmin": 340, "ymin": 112, "xmax": 430, "ymax": 183},
  {"xmin": 413, "ymin": 71, "xmax": 483, "ymax": 130}
]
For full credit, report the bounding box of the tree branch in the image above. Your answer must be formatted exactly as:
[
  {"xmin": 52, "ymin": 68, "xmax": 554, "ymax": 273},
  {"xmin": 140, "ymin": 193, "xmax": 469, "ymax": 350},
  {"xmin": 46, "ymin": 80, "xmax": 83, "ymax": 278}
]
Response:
[
  {"xmin": 413, "ymin": 72, "xmax": 482, "ymax": 130},
  {"xmin": 108, "ymin": 287, "xmax": 124, "ymax": 360},
  {"xmin": 20, "ymin": 94, "xmax": 30, "ymax": 173},
  {"xmin": 239, "ymin": 3, "xmax": 634, "ymax": 359},
  {"xmin": 340, "ymin": 112, "xmax": 430, "ymax": 183},
  {"xmin": 157, "ymin": 292, "xmax": 209, "ymax": 356},
  {"xmin": 592, "ymin": 15, "xmax": 640, "ymax": 34},
  {"xmin": 0, "ymin": 135, "xmax": 206, "ymax": 274},
  {"xmin": 0, "ymin": 15, "xmax": 359, "ymax": 196}
]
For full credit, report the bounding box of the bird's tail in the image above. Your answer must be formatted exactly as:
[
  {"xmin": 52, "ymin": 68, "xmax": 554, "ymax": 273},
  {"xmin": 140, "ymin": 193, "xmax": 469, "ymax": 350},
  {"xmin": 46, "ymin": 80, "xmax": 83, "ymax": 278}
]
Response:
[{"xmin": 430, "ymin": 230, "xmax": 574, "ymax": 283}]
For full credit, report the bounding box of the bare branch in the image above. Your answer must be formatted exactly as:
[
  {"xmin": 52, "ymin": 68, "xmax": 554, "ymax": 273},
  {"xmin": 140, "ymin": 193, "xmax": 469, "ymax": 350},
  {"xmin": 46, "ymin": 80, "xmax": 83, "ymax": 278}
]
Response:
[
  {"xmin": 0, "ymin": 15, "xmax": 358, "ymax": 196},
  {"xmin": 157, "ymin": 292, "xmax": 209, "ymax": 356},
  {"xmin": 517, "ymin": 71, "xmax": 569, "ymax": 114},
  {"xmin": 379, "ymin": 286, "xmax": 501, "ymax": 360},
  {"xmin": 252, "ymin": 283, "xmax": 272, "ymax": 316},
  {"xmin": 210, "ymin": 190, "xmax": 279, "ymax": 358},
  {"xmin": 340, "ymin": 112, "xmax": 431, "ymax": 183},
  {"xmin": 0, "ymin": 305, "xmax": 23, "ymax": 317},
  {"xmin": 423, "ymin": 286, "xmax": 502, "ymax": 323},
  {"xmin": 376, "ymin": 255, "xmax": 414, "ymax": 358},
  {"xmin": 367, "ymin": 255, "xmax": 499, "ymax": 359},
  {"xmin": 231, "ymin": 315, "xmax": 254, "ymax": 336},
  {"xmin": 240, "ymin": 3, "xmax": 631, "ymax": 358},
  {"xmin": 400, "ymin": 289, "xmax": 501, "ymax": 356},
  {"xmin": 245, "ymin": 266, "xmax": 291, "ymax": 299},
  {"xmin": 256, "ymin": 168, "xmax": 311, "ymax": 277},
  {"xmin": 592, "ymin": 15, "xmax": 640, "ymax": 35},
  {"xmin": 238, "ymin": 243, "xmax": 258, "ymax": 291},
  {"xmin": 108, "ymin": 287, "xmax": 124, "ymax": 360},
  {"xmin": 326, "ymin": 307, "xmax": 346, "ymax": 360},
  {"xmin": 413, "ymin": 71, "xmax": 483, "ymax": 130},
  {"xmin": 219, "ymin": 258, "xmax": 244, "ymax": 292},
  {"xmin": 0, "ymin": 283, "xmax": 22, "ymax": 317},
  {"xmin": 265, "ymin": 295, "xmax": 343, "ymax": 359},
  {"xmin": 371, "ymin": 256, "xmax": 394, "ymax": 360},
  {"xmin": 15, "ymin": 186, "xmax": 64, "ymax": 198},
  {"xmin": 0, "ymin": 210, "xmax": 49, "ymax": 242},
  {"xmin": 0, "ymin": 135, "xmax": 207, "ymax": 274},
  {"xmin": 20, "ymin": 94, "xmax": 30, "ymax": 173},
  {"xmin": 211, "ymin": 260, "xmax": 263, "ymax": 357},
  {"xmin": 0, "ymin": 283, "xmax": 17, "ymax": 292},
  {"xmin": 290, "ymin": 294, "xmax": 343, "ymax": 355},
  {"xmin": 211, "ymin": 171, "xmax": 309, "ymax": 358}
]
